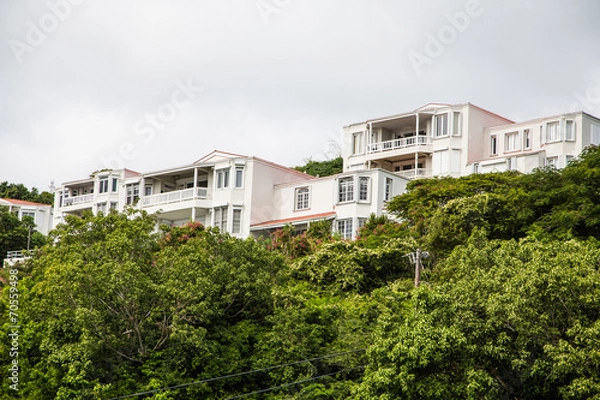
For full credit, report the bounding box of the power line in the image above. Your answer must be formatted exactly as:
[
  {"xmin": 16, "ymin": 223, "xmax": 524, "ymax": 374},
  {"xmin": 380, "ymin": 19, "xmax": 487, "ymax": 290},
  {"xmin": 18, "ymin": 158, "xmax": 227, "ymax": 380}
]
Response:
[
  {"xmin": 223, "ymin": 365, "xmax": 368, "ymax": 400},
  {"xmin": 108, "ymin": 348, "xmax": 365, "ymax": 399}
]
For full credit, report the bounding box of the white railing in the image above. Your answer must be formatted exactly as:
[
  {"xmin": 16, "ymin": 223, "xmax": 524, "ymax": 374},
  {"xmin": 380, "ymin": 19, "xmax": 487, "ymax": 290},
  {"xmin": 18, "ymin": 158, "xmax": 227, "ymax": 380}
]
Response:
[
  {"xmin": 142, "ymin": 187, "xmax": 209, "ymax": 207},
  {"xmin": 63, "ymin": 194, "xmax": 94, "ymax": 206},
  {"xmin": 396, "ymin": 168, "xmax": 432, "ymax": 180},
  {"xmin": 4, "ymin": 250, "xmax": 35, "ymax": 267},
  {"xmin": 367, "ymin": 135, "xmax": 431, "ymax": 154}
]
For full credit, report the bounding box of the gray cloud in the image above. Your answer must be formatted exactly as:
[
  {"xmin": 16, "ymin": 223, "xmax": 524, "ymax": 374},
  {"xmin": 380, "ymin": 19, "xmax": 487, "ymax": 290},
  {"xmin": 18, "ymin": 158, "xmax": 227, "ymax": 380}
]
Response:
[{"xmin": 1, "ymin": 0, "xmax": 599, "ymax": 190}]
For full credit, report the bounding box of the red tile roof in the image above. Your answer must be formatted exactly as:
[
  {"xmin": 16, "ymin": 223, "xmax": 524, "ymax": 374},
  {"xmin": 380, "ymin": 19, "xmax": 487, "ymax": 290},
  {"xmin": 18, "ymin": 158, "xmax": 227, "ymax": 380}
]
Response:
[
  {"xmin": 0, "ymin": 198, "xmax": 52, "ymax": 207},
  {"xmin": 251, "ymin": 211, "xmax": 336, "ymax": 229}
]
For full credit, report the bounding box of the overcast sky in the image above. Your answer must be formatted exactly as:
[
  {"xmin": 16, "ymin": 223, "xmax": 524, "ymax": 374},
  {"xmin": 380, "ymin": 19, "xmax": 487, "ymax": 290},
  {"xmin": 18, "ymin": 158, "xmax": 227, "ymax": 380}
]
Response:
[{"xmin": 1, "ymin": 0, "xmax": 600, "ymax": 191}]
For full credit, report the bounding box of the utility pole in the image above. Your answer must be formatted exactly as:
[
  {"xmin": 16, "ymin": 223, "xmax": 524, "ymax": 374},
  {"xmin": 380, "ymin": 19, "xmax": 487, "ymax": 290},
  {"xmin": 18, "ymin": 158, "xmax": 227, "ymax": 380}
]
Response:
[
  {"xmin": 406, "ymin": 248, "xmax": 429, "ymax": 288},
  {"xmin": 414, "ymin": 248, "xmax": 421, "ymax": 288}
]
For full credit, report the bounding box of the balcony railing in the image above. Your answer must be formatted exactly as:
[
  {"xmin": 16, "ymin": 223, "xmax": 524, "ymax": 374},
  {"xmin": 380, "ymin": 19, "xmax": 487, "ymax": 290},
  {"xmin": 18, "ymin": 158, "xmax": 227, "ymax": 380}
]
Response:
[
  {"xmin": 4, "ymin": 250, "xmax": 35, "ymax": 267},
  {"xmin": 367, "ymin": 135, "xmax": 431, "ymax": 154},
  {"xmin": 396, "ymin": 168, "xmax": 432, "ymax": 180},
  {"xmin": 63, "ymin": 194, "xmax": 94, "ymax": 207},
  {"xmin": 142, "ymin": 187, "xmax": 209, "ymax": 207}
]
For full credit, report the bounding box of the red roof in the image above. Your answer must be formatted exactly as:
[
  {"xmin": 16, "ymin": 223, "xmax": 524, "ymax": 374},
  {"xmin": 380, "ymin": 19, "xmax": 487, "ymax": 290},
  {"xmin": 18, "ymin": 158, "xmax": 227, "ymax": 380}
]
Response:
[
  {"xmin": 0, "ymin": 198, "xmax": 51, "ymax": 207},
  {"xmin": 251, "ymin": 211, "xmax": 336, "ymax": 229}
]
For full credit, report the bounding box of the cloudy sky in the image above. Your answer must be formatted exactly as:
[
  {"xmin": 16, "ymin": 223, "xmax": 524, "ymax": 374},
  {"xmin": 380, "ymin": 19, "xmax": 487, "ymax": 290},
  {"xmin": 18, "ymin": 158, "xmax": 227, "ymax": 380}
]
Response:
[{"xmin": 1, "ymin": 0, "xmax": 599, "ymax": 190}]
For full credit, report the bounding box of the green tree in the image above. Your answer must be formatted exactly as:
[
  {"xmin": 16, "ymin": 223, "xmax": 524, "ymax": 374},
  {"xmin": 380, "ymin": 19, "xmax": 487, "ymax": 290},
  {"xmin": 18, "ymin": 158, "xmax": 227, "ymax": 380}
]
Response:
[
  {"xmin": 294, "ymin": 157, "xmax": 343, "ymax": 177},
  {"xmin": 0, "ymin": 181, "xmax": 54, "ymax": 205},
  {"xmin": 360, "ymin": 233, "xmax": 600, "ymax": 399}
]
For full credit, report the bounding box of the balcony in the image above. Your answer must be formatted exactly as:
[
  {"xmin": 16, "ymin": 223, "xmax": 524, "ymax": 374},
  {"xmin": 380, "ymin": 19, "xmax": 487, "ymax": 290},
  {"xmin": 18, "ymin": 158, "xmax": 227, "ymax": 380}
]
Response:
[
  {"xmin": 4, "ymin": 250, "xmax": 35, "ymax": 267},
  {"xmin": 63, "ymin": 194, "xmax": 94, "ymax": 207},
  {"xmin": 142, "ymin": 187, "xmax": 209, "ymax": 207},
  {"xmin": 367, "ymin": 135, "xmax": 432, "ymax": 154},
  {"xmin": 396, "ymin": 168, "xmax": 432, "ymax": 180}
]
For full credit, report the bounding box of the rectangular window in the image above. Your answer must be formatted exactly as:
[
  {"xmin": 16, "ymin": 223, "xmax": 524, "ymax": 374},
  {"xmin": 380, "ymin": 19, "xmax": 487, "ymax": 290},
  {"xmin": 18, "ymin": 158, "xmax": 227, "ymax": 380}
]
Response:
[
  {"xmin": 565, "ymin": 120, "xmax": 574, "ymax": 141},
  {"xmin": 295, "ymin": 187, "xmax": 310, "ymax": 210},
  {"xmin": 490, "ymin": 136, "xmax": 498, "ymax": 155},
  {"xmin": 232, "ymin": 209, "xmax": 242, "ymax": 234},
  {"xmin": 524, "ymin": 129, "xmax": 531, "ymax": 149},
  {"xmin": 112, "ymin": 178, "xmax": 118, "ymax": 192},
  {"xmin": 453, "ymin": 112, "xmax": 461, "ymax": 136},
  {"xmin": 385, "ymin": 178, "xmax": 393, "ymax": 201},
  {"xmin": 110, "ymin": 202, "xmax": 118, "ymax": 210},
  {"xmin": 592, "ymin": 124, "xmax": 600, "ymax": 146},
  {"xmin": 216, "ymin": 169, "xmax": 230, "ymax": 189},
  {"xmin": 126, "ymin": 184, "xmax": 139, "ymax": 205},
  {"xmin": 359, "ymin": 177, "xmax": 369, "ymax": 201},
  {"xmin": 214, "ymin": 206, "xmax": 228, "ymax": 232},
  {"xmin": 434, "ymin": 113, "xmax": 449, "ymax": 137},
  {"xmin": 337, "ymin": 219, "xmax": 353, "ymax": 240},
  {"xmin": 566, "ymin": 155, "xmax": 575, "ymax": 165},
  {"xmin": 21, "ymin": 211, "xmax": 36, "ymax": 223},
  {"xmin": 546, "ymin": 122, "xmax": 559, "ymax": 142},
  {"xmin": 235, "ymin": 167, "xmax": 244, "ymax": 188},
  {"xmin": 357, "ymin": 217, "xmax": 367, "ymax": 232},
  {"xmin": 99, "ymin": 177, "xmax": 109, "ymax": 193},
  {"xmin": 145, "ymin": 184, "xmax": 153, "ymax": 196},
  {"xmin": 505, "ymin": 132, "xmax": 519, "ymax": 152},
  {"xmin": 97, "ymin": 202, "xmax": 107, "ymax": 214},
  {"xmin": 353, "ymin": 132, "xmax": 363, "ymax": 154},
  {"xmin": 545, "ymin": 156, "xmax": 558, "ymax": 168},
  {"xmin": 338, "ymin": 177, "xmax": 354, "ymax": 203}
]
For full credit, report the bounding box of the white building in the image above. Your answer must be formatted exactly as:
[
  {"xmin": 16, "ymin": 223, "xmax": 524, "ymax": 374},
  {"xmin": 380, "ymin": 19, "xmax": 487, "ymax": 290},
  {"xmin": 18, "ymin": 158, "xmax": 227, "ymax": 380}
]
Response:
[
  {"xmin": 54, "ymin": 102, "xmax": 599, "ymax": 240},
  {"xmin": 342, "ymin": 102, "xmax": 600, "ymax": 178},
  {"xmin": 0, "ymin": 198, "xmax": 53, "ymax": 235},
  {"xmin": 53, "ymin": 150, "xmax": 408, "ymax": 239}
]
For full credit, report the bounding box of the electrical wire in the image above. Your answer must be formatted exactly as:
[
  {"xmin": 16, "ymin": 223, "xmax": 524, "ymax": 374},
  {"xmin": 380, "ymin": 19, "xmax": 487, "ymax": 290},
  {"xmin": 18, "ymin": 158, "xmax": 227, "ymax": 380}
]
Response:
[
  {"xmin": 223, "ymin": 365, "xmax": 368, "ymax": 400},
  {"xmin": 108, "ymin": 348, "xmax": 365, "ymax": 399}
]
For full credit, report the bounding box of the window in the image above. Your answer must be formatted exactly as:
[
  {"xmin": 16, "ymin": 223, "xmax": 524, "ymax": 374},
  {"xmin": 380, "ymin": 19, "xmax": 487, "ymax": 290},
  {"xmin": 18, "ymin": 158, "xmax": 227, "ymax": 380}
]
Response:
[
  {"xmin": 145, "ymin": 184, "xmax": 153, "ymax": 196},
  {"xmin": 337, "ymin": 219, "xmax": 353, "ymax": 240},
  {"xmin": 110, "ymin": 202, "xmax": 118, "ymax": 210},
  {"xmin": 99, "ymin": 177, "xmax": 109, "ymax": 193},
  {"xmin": 126, "ymin": 184, "xmax": 139, "ymax": 205},
  {"xmin": 214, "ymin": 206, "xmax": 228, "ymax": 232},
  {"xmin": 216, "ymin": 168, "xmax": 230, "ymax": 189},
  {"xmin": 473, "ymin": 163, "xmax": 479, "ymax": 174},
  {"xmin": 235, "ymin": 166, "xmax": 244, "ymax": 188},
  {"xmin": 385, "ymin": 178, "xmax": 393, "ymax": 201},
  {"xmin": 353, "ymin": 132, "xmax": 363, "ymax": 154},
  {"xmin": 21, "ymin": 211, "xmax": 35, "ymax": 223},
  {"xmin": 565, "ymin": 120, "xmax": 574, "ymax": 141},
  {"xmin": 524, "ymin": 129, "xmax": 531, "ymax": 149},
  {"xmin": 434, "ymin": 113, "xmax": 449, "ymax": 137},
  {"xmin": 505, "ymin": 132, "xmax": 519, "ymax": 152},
  {"xmin": 359, "ymin": 177, "xmax": 369, "ymax": 201},
  {"xmin": 232, "ymin": 209, "xmax": 242, "ymax": 234},
  {"xmin": 96, "ymin": 202, "xmax": 107, "ymax": 214},
  {"xmin": 546, "ymin": 122, "xmax": 559, "ymax": 142},
  {"xmin": 338, "ymin": 177, "xmax": 354, "ymax": 203},
  {"xmin": 592, "ymin": 124, "xmax": 600, "ymax": 146},
  {"xmin": 357, "ymin": 217, "xmax": 367, "ymax": 232},
  {"xmin": 295, "ymin": 187, "xmax": 310, "ymax": 210},
  {"xmin": 566, "ymin": 155, "xmax": 575, "ymax": 165},
  {"xmin": 111, "ymin": 178, "xmax": 118, "ymax": 192},
  {"xmin": 490, "ymin": 136, "xmax": 497, "ymax": 155},
  {"xmin": 453, "ymin": 112, "xmax": 461, "ymax": 136},
  {"xmin": 545, "ymin": 156, "xmax": 558, "ymax": 168}
]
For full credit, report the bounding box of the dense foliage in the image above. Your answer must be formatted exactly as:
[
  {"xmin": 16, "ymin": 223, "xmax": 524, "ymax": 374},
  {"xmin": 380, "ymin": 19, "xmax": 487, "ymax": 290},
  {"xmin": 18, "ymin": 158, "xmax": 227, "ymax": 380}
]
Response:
[
  {"xmin": 293, "ymin": 157, "xmax": 343, "ymax": 177},
  {"xmin": 3, "ymin": 147, "xmax": 600, "ymax": 398}
]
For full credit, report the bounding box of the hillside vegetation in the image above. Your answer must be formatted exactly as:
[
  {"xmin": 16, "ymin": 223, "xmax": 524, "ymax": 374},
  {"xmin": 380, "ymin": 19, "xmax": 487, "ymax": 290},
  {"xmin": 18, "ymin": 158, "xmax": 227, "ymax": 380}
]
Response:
[{"xmin": 2, "ymin": 147, "xmax": 600, "ymax": 399}]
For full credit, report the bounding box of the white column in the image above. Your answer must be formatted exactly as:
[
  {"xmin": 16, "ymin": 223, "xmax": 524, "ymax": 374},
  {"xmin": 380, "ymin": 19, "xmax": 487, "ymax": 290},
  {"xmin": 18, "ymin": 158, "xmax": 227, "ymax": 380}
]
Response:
[{"xmin": 415, "ymin": 152, "xmax": 419, "ymax": 179}]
